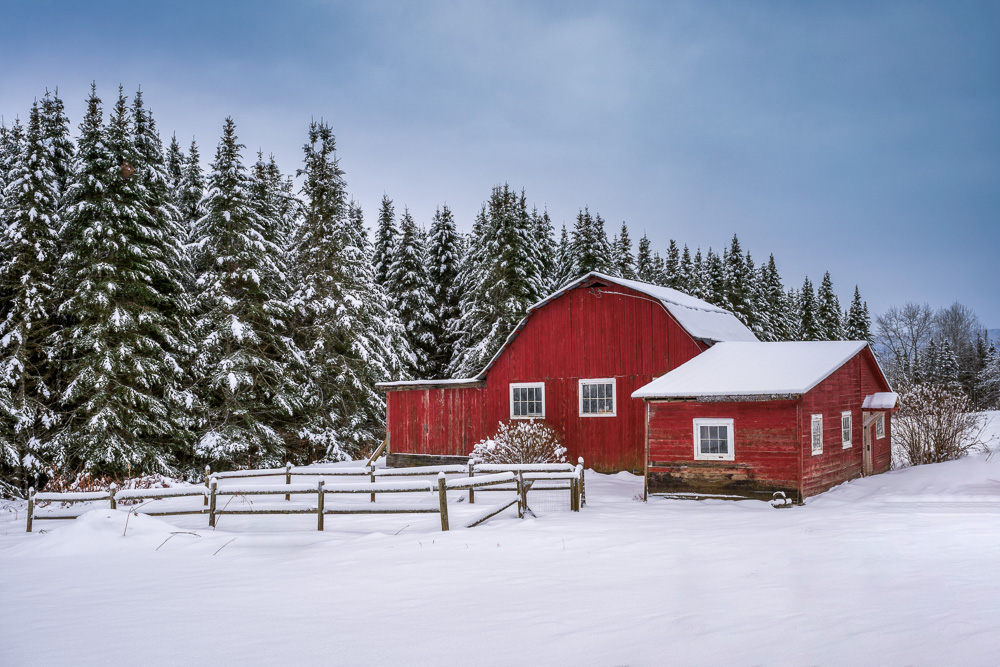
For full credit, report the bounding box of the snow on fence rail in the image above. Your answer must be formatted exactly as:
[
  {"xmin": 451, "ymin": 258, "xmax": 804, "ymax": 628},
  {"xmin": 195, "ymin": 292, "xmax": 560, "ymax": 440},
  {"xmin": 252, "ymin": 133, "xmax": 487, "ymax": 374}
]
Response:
[{"xmin": 26, "ymin": 458, "xmax": 586, "ymax": 532}]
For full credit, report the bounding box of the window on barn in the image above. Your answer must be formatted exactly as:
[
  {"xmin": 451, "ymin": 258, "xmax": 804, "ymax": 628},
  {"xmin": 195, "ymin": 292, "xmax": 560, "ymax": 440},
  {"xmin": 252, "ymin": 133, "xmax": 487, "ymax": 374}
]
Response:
[
  {"xmin": 841, "ymin": 411, "xmax": 852, "ymax": 448},
  {"xmin": 510, "ymin": 383, "xmax": 545, "ymax": 419},
  {"xmin": 811, "ymin": 414, "xmax": 823, "ymax": 455},
  {"xmin": 693, "ymin": 418, "xmax": 735, "ymax": 461},
  {"xmin": 875, "ymin": 413, "xmax": 885, "ymax": 439},
  {"xmin": 579, "ymin": 378, "xmax": 616, "ymax": 417}
]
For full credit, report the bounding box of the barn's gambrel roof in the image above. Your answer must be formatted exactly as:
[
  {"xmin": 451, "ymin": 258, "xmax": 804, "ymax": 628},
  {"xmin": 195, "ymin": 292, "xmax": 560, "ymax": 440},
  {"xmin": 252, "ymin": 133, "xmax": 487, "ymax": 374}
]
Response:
[
  {"xmin": 474, "ymin": 272, "xmax": 757, "ymax": 379},
  {"xmin": 378, "ymin": 272, "xmax": 757, "ymax": 389}
]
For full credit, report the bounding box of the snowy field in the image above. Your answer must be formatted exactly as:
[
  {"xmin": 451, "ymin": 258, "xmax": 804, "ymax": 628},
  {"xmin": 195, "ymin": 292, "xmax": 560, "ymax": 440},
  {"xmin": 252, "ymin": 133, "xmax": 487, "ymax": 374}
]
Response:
[{"xmin": 2, "ymin": 417, "xmax": 999, "ymax": 666}]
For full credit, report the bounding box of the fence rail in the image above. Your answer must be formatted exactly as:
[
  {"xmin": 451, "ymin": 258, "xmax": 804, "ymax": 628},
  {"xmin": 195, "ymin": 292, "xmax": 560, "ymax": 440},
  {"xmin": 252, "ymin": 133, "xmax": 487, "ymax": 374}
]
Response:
[{"xmin": 26, "ymin": 458, "xmax": 585, "ymax": 533}]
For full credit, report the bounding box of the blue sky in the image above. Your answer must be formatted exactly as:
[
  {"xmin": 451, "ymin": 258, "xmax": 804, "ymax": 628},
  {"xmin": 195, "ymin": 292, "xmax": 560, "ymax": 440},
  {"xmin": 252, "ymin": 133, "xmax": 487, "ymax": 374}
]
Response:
[{"xmin": 2, "ymin": 1, "xmax": 998, "ymax": 325}]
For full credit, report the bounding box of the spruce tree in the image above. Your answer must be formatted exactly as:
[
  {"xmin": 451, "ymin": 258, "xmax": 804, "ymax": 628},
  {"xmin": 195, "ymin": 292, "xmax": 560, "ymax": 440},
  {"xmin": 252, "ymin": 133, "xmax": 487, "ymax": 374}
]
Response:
[
  {"xmin": 569, "ymin": 208, "xmax": 612, "ymax": 274},
  {"xmin": 724, "ymin": 234, "xmax": 754, "ymax": 328},
  {"xmin": 612, "ymin": 221, "xmax": 635, "ymax": 279},
  {"xmin": 690, "ymin": 248, "xmax": 706, "ymax": 299},
  {"xmin": 816, "ymin": 271, "xmax": 843, "ymax": 340},
  {"xmin": 176, "ymin": 138, "xmax": 205, "ymax": 236},
  {"xmin": 0, "ymin": 103, "xmax": 62, "ymax": 490},
  {"xmin": 55, "ymin": 87, "xmax": 190, "ymax": 475},
  {"xmin": 550, "ymin": 224, "xmax": 575, "ymax": 290},
  {"xmin": 373, "ymin": 194, "xmax": 397, "ymax": 288},
  {"xmin": 39, "ymin": 89, "xmax": 75, "ymax": 201},
  {"xmin": 705, "ymin": 249, "xmax": 726, "ymax": 307},
  {"xmin": 290, "ymin": 122, "xmax": 396, "ymax": 459},
  {"xmin": 845, "ymin": 286, "xmax": 871, "ymax": 342},
  {"xmin": 678, "ymin": 245, "xmax": 693, "ymax": 293},
  {"xmin": 450, "ymin": 184, "xmax": 544, "ymax": 376},
  {"xmin": 799, "ymin": 277, "xmax": 821, "ymax": 341},
  {"xmin": 975, "ymin": 344, "xmax": 999, "ymax": 409},
  {"xmin": 190, "ymin": 117, "xmax": 305, "ymax": 468},
  {"xmin": 635, "ymin": 234, "xmax": 654, "ymax": 283},
  {"xmin": 758, "ymin": 254, "xmax": 790, "ymax": 341},
  {"xmin": 426, "ymin": 205, "xmax": 462, "ymax": 378},
  {"xmin": 166, "ymin": 132, "xmax": 185, "ymax": 196},
  {"xmin": 663, "ymin": 240, "xmax": 680, "ymax": 288},
  {"xmin": 531, "ymin": 206, "xmax": 557, "ymax": 292},
  {"xmin": 387, "ymin": 208, "xmax": 435, "ymax": 378}
]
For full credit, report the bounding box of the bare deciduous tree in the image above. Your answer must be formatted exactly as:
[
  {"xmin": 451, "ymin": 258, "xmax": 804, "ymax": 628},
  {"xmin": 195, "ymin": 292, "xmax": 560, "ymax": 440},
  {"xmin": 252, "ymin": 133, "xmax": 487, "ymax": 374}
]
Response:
[
  {"xmin": 893, "ymin": 384, "xmax": 989, "ymax": 467},
  {"xmin": 874, "ymin": 302, "xmax": 935, "ymax": 386}
]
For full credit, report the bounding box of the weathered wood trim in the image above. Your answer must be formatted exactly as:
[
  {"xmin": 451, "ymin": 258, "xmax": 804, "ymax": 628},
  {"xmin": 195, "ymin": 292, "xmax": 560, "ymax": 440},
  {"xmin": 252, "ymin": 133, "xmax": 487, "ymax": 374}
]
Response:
[
  {"xmin": 386, "ymin": 453, "xmax": 471, "ymax": 468},
  {"xmin": 378, "ymin": 380, "xmax": 486, "ymax": 392}
]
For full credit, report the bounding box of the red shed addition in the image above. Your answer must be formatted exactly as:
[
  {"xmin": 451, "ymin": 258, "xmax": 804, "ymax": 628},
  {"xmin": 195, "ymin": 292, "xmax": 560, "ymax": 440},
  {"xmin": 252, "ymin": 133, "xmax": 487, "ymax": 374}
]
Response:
[{"xmin": 632, "ymin": 341, "xmax": 896, "ymax": 502}]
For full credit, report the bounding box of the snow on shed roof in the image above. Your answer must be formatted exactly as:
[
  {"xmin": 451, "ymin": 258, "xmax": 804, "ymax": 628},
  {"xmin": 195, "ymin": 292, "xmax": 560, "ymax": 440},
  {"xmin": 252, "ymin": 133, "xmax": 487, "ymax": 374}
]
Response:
[
  {"xmin": 531, "ymin": 272, "xmax": 758, "ymax": 344},
  {"xmin": 631, "ymin": 341, "xmax": 870, "ymax": 399},
  {"xmin": 863, "ymin": 392, "xmax": 899, "ymax": 410}
]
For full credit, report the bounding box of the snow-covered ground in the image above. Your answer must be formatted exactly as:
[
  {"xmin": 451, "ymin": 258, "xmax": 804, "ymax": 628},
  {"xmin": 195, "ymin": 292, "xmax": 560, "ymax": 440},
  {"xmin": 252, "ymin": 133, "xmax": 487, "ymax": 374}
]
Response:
[{"xmin": 2, "ymin": 417, "xmax": 999, "ymax": 666}]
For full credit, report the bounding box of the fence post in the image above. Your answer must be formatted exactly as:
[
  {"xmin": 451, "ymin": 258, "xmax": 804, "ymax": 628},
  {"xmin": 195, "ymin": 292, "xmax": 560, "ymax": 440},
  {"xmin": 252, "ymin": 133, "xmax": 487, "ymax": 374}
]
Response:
[
  {"xmin": 26, "ymin": 487, "xmax": 34, "ymax": 533},
  {"xmin": 437, "ymin": 473, "xmax": 449, "ymax": 532},
  {"xmin": 578, "ymin": 457, "xmax": 586, "ymax": 507},
  {"xmin": 204, "ymin": 465, "xmax": 211, "ymax": 506},
  {"xmin": 369, "ymin": 464, "xmax": 376, "ymax": 503},
  {"xmin": 468, "ymin": 460, "xmax": 476, "ymax": 505},
  {"xmin": 285, "ymin": 462, "xmax": 292, "ymax": 501},
  {"xmin": 517, "ymin": 471, "xmax": 526, "ymax": 519},
  {"xmin": 317, "ymin": 480, "xmax": 325, "ymax": 531},
  {"xmin": 109, "ymin": 483, "xmax": 117, "ymax": 510},
  {"xmin": 209, "ymin": 480, "xmax": 217, "ymax": 527}
]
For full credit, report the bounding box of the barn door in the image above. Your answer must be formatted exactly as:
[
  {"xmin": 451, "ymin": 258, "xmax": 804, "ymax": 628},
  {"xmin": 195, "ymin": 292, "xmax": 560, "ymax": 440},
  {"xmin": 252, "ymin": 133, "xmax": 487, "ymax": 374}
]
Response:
[{"xmin": 862, "ymin": 411, "xmax": 874, "ymax": 476}]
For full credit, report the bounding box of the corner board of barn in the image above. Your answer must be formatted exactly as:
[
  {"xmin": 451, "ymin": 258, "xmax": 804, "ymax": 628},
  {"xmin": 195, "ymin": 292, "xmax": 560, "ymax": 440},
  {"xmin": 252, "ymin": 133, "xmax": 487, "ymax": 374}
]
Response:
[{"xmin": 378, "ymin": 272, "xmax": 898, "ymax": 503}]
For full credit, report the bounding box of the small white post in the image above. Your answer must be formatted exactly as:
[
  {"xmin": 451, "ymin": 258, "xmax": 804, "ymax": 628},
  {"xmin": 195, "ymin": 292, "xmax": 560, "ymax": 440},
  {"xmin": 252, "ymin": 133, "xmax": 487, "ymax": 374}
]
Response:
[
  {"xmin": 578, "ymin": 457, "xmax": 586, "ymax": 507},
  {"xmin": 204, "ymin": 465, "xmax": 211, "ymax": 506}
]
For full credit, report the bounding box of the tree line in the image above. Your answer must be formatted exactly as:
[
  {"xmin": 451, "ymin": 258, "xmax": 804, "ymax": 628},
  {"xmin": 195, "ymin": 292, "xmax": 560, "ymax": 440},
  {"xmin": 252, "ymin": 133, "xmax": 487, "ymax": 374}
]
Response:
[{"xmin": 0, "ymin": 85, "xmax": 870, "ymax": 493}]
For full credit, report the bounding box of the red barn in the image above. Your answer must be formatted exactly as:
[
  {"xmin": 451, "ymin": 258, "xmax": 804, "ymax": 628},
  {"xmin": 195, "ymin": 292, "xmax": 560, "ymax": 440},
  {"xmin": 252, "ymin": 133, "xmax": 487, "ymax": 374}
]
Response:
[
  {"xmin": 378, "ymin": 272, "xmax": 758, "ymax": 472},
  {"xmin": 632, "ymin": 341, "xmax": 897, "ymax": 502}
]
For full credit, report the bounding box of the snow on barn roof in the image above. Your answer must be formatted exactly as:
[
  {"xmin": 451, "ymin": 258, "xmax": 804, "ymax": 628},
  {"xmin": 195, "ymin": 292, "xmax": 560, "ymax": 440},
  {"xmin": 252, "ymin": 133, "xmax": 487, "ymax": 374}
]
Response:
[
  {"xmin": 631, "ymin": 341, "xmax": 871, "ymax": 399},
  {"xmin": 537, "ymin": 272, "xmax": 759, "ymax": 345}
]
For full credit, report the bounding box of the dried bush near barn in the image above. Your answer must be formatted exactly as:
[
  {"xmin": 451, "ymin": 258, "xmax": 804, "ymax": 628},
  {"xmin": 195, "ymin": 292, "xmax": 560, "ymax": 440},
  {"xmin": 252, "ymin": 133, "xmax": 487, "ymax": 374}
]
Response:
[
  {"xmin": 470, "ymin": 420, "xmax": 568, "ymax": 465},
  {"xmin": 893, "ymin": 384, "xmax": 989, "ymax": 467}
]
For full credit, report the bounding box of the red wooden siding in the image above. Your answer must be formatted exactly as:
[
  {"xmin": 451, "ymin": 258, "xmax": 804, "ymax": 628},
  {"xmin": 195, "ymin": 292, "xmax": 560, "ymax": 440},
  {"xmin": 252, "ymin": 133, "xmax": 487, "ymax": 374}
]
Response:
[
  {"xmin": 385, "ymin": 280, "xmax": 707, "ymax": 472},
  {"xmin": 386, "ymin": 386, "xmax": 489, "ymax": 457},
  {"xmin": 800, "ymin": 348, "xmax": 892, "ymax": 497},
  {"xmin": 646, "ymin": 400, "xmax": 801, "ymax": 499}
]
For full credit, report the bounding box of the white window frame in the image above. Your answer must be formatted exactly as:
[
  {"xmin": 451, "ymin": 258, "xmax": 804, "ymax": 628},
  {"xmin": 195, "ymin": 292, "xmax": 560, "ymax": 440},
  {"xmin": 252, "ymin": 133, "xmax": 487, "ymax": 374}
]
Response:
[
  {"xmin": 875, "ymin": 413, "xmax": 885, "ymax": 439},
  {"xmin": 811, "ymin": 414, "xmax": 823, "ymax": 456},
  {"xmin": 841, "ymin": 411, "xmax": 852, "ymax": 448},
  {"xmin": 693, "ymin": 418, "xmax": 735, "ymax": 462},
  {"xmin": 509, "ymin": 382, "xmax": 545, "ymax": 419},
  {"xmin": 579, "ymin": 378, "xmax": 616, "ymax": 417}
]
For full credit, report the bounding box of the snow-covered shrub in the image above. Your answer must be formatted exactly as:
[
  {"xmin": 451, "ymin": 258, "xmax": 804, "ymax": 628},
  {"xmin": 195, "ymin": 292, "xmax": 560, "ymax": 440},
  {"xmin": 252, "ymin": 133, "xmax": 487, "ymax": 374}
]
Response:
[
  {"xmin": 37, "ymin": 468, "xmax": 172, "ymax": 505},
  {"xmin": 893, "ymin": 384, "xmax": 989, "ymax": 467},
  {"xmin": 470, "ymin": 420, "xmax": 567, "ymax": 465}
]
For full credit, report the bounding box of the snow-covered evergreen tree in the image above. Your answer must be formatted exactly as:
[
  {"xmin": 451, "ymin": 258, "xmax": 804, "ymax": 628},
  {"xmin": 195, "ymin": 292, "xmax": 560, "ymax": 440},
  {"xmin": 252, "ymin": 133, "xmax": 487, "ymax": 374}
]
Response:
[
  {"xmin": 176, "ymin": 138, "xmax": 205, "ymax": 236},
  {"xmin": 190, "ymin": 117, "xmax": 305, "ymax": 468},
  {"xmin": 635, "ymin": 233, "xmax": 654, "ymax": 284},
  {"xmin": 372, "ymin": 194, "xmax": 397, "ymax": 288},
  {"xmin": 677, "ymin": 245, "xmax": 693, "ymax": 294},
  {"xmin": 611, "ymin": 221, "xmax": 635, "ymax": 279},
  {"xmin": 816, "ymin": 271, "xmax": 842, "ymax": 340},
  {"xmin": 0, "ymin": 103, "xmax": 62, "ymax": 490},
  {"xmin": 758, "ymin": 254, "xmax": 790, "ymax": 341},
  {"xmin": 663, "ymin": 240, "xmax": 680, "ymax": 288},
  {"xmin": 569, "ymin": 208, "xmax": 612, "ymax": 275},
  {"xmin": 450, "ymin": 184, "xmax": 544, "ymax": 377},
  {"xmin": 290, "ymin": 122, "xmax": 397, "ymax": 459},
  {"xmin": 55, "ymin": 87, "xmax": 191, "ymax": 475},
  {"xmin": 690, "ymin": 248, "xmax": 706, "ymax": 299},
  {"xmin": 426, "ymin": 205, "xmax": 462, "ymax": 378},
  {"xmin": 799, "ymin": 277, "xmax": 821, "ymax": 341},
  {"xmin": 975, "ymin": 344, "xmax": 999, "ymax": 409},
  {"xmin": 550, "ymin": 223, "xmax": 575, "ymax": 290},
  {"xmin": 39, "ymin": 89, "xmax": 76, "ymax": 201},
  {"xmin": 845, "ymin": 286, "xmax": 871, "ymax": 342},
  {"xmin": 531, "ymin": 207, "xmax": 557, "ymax": 292},
  {"xmin": 166, "ymin": 132, "xmax": 185, "ymax": 196},
  {"xmin": 724, "ymin": 235, "xmax": 754, "ymax": 329},
  {"xmin": 387, "ymin": 208, "xmax": 435, "ymax": 378},
  {"xmin": 704, "ymin": 249, "xmax": 726, "ymax": 307}
]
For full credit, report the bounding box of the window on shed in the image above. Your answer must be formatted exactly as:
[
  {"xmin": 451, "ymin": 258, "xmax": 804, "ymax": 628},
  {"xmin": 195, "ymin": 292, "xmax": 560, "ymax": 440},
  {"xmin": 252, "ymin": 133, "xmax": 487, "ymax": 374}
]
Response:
[
  {"xmin": 811, "ymin": 414, "xmax": 823, "ymax": 456},
  {"xmin": 841, "ymin": 411, "xmax": 852, "ymax": 448},
  {"xmin": 693, "ymin": 418, "xmax": 735, "ymax": 461},
  {"xmin": 579, "ymin": 378, "xmax": 616, "ymax": 416},
  {"xmin": 510, "ymin": 383, "xmax": 544, "ymax": 419},
  {"xmin": 875, "ymin": 413, "xmax": 885, "ymax": 439}
]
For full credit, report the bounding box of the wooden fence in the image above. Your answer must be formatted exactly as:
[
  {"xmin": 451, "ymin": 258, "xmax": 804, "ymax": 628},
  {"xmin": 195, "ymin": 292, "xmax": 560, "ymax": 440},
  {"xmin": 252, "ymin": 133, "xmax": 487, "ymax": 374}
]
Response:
[{"xmin": 26, "ymin": 459, "xmax": 585, "ymax": 533}]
